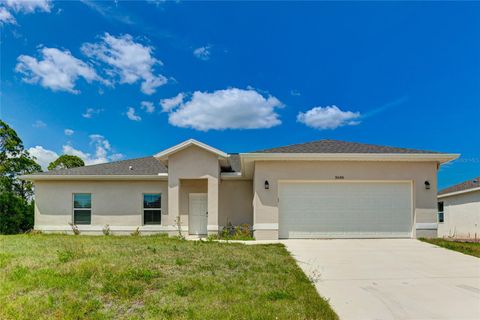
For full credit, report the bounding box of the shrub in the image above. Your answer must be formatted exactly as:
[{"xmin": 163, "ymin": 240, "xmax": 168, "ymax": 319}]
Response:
[
  {"xmin": 212, "ymin": 223, "xmax": 254, "ymax": 240},
  {"xmin": 102, "ymin": 224, "xmax": 111, "ymax": 236},
  {"xmin": 173, "ymin": 216, "xmax": 185, "ymax": 240},
  {"xmin": 69, "ymin": 222, "xmax": 80, "ymax": 235},
  {"xmin": 131, "ymin": 227, "xmax": 140, "ymax": 236}
]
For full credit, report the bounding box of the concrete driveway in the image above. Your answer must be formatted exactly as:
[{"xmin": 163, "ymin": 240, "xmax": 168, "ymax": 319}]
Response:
[{"xmin": 283, "ymin": 239, "xmax": 480, "ymax": 320}]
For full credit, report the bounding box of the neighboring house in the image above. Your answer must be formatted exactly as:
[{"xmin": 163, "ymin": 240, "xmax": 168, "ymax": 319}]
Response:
[
  {"xmin": 21, "ymin": 139, "xmax": 458, "ymax": 240},
  {"xmin": 437, "ymin": 177, "xmax": 480, "ymax": 239}
]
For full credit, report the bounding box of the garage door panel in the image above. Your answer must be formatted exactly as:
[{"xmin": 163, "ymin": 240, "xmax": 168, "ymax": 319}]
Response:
[{"xmin": 279, "ymin": 182, "xmax": 412, "ymax": 238}]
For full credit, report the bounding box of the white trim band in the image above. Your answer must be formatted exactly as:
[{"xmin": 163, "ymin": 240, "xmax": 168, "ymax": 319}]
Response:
[
  {"xmin": 240, "ymin": 152, "xmax": 459, "ymax": 164},
  {"xmin": 35, "ymin": 225, "xmax": 185, "ymax": 232},
  {"xmin": 20, "ymin": 174, "xmax": 168, "ymax": 181},
  {"xmin": 416, "ymin": 223, "xmax": 438, "ymax": 230},
  {"xmin": 253, "ymin": 223, "xmax": 278, "ymax": 230},
  {"xmin": 207, "ymin": 225, "xmax": 220, "ymax": 231},
  {"xmin": 438, "ymin": 186, "xmax": 480, "ymax": 199}
]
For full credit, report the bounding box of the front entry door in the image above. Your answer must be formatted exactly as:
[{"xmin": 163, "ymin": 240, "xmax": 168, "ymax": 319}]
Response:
[{"xmin": 189, "ymin": 193, "xmax": 208, "ymax": 235}]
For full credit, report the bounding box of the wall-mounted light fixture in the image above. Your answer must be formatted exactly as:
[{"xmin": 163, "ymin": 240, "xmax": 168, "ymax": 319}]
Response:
[
  {"xmin": 424, "ymin": 181, "xmax": 431, "ymax": 190},
  {"xmin": 264, "ymin": 180, "xmax": 270, "ymax": 190}
]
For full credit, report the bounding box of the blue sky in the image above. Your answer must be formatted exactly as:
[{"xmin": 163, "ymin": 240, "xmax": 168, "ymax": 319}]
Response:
[{"xmin": 1, "ymin": 1, "xmax": 479, "ymax": 189}]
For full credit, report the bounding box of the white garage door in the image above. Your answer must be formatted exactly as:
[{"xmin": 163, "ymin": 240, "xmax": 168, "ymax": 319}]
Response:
[{"xmin": 279, "ymin": 181, "xmax": 412, "ymax": 239}]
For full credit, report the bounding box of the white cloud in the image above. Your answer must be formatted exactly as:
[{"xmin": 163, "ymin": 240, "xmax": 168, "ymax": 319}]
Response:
[
  {"xmin": 28, "ymin": 134, "xmax": 123, "ymax": 170},
  {"xmin": 290, "ymin": 89, "xmax": 301, "ymax": 96},
  {"xmin": 4, "ymin": 0, "xmax": 52, "ymax": 13},
  {"xmin": 140, "ymin": 101, "xmax": 155, "ymax": 113},
  {"xmin": 109, "ymin": 153, "xmax": 124, "ymax": 161},
  {"xmin": 297, "ymin": 105, "xmax": 361, "ymax": 130},
  {"xmin": 193, "ymin": 46, "xmax": 211, "ymax": 61},
  {"xmin": 167, "ymin": 88, "xmax": 283, "ymax": 131},
  {"xmin": 80, "ymin": 0, "xmax": 134, "ymax": 26},
  {"xmin": 0, "ymin": 7, "xmax": 16, "ymax": 25},
  {"xmin": 82, "ymin": 107, "xmax": 103, "ymax": 118},
  {"xmin": 28, "ymin": 145, "xmax": 58, "ymax": 170},
  {"xmin": 63, "ymin": 134, "xmax": 123, "ymax": 165},
  {"xmin": 146, "ymin": 0, "xmax": 167, "ymax": 6},
  {"xmin": 64, "ymin": 128, "xmax": 74, "ymax": 136},
  {"xmin": 33, "ymin": 120, "xmax": 46, "ymax": 128},
  {"xmin": 126, "ymin": 107, "xmax": 141, "ymax": 121},
  {"xmin": 81, "ymin": 33, "xmax": 167, "ymax": 95},
  {"xmin": 16, "ymin": 47, "xmax": 103, "ymax": 93},
  {"xmin": 160, "ymin": 93, "xmax": 184, "ymax": 112}
]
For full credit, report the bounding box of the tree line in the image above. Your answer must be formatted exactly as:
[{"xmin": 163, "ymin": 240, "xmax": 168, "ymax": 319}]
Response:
[{"xmin": 0, "ymin": 120, "xmax": 84, "ymax": 234}]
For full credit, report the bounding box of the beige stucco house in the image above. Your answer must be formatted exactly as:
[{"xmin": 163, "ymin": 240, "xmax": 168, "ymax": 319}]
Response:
[
  {"xmin": 21, "ymin": 139, "xmax": 458, "ymax": 240},
  {"xmin": 437, "ymin": 177, "xmax": 480, "ymax": 239}
]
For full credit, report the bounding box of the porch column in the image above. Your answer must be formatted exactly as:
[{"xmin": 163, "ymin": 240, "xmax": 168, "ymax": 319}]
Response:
[
  {"xmin": 168, "ymin": 177, "xmax": 180, "ymax": 231},
  {"xmin": 207, "ymin": 176, "xmax": 219, "ymax": 234}
]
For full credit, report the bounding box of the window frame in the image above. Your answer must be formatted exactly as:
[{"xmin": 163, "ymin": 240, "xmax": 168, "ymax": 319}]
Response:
[
  {"xmin": 143, "ymin": 193, "xmax": 162, "ymax": 225},
  {"xmin": 72, "ymin": 193, "xmax": 92, "ymax": 225},
  {"xmin": 437, "ymin": 201, "xmax": 444, "ymax": 223}
]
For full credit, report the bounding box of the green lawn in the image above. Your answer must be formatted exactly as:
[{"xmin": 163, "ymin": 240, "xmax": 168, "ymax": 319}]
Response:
[
  {"xmin": 420, "ymin": 238, "xmax": 480, "ymax": 258},
  {"xmin": 0, "ymin": 234, "xmax": 337, "ymax": 320}
]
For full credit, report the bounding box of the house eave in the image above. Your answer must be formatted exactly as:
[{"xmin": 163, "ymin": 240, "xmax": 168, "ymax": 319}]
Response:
[
  {"xmin": 19, "ymin": 174, "xmax": 169, "ymax": 181},
  {"xmin": 438, "ymin": 186, "xmax": 480, "ymax": 199},
  {"xmin": 239, "ymin": 153, "xmax": 460, "ymax": 163}
]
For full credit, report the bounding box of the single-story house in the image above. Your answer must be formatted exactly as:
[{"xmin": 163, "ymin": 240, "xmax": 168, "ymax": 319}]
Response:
[
  {"xmin": 21, "ymin": 139, "xmax": 458, "ymax": 240},
  {"xmin": 437, "ymin": 177, "xmax": 480, "ymax": 239}
]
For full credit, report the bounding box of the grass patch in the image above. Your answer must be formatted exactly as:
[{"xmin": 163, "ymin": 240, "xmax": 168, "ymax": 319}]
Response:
[
  {"xmin": 420, "ymin": 238, "xmax": 480, "ymax": 258},
  {"xmin": 0, "ymin": 234, "xmax": 337, "ymax": 319}
]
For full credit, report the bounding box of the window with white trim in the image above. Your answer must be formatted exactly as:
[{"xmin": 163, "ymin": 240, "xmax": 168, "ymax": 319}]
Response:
[
  {"xmin": 437, "ymin": 201, "xmax": 444, "ymax": 223},
  {"xmin": 73, "ymin": 193, "xmax": 91, "ymax": 225},
  {"xmin": 143, "ymin": 194, "xmax": 161, "ymax": 225}
]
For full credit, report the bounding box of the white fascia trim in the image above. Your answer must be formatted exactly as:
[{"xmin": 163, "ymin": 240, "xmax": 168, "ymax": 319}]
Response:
[
  {"xmin": 253, "ymin": 223, "xmax": 278, "ymax": 230},
  {"xmin": 240, "ymin": 153, "xmax": 460, "ymax": 164},
  {"xmin": 35, "ymin": 225, "xmax": 184, "ymax": 232},
  {"xmin": 438, "ymin": 187, "xmax": 480, "ymax": 199},
  {"xmin": 154, "ymin": 139, "xmax": 228, "ymax": 159},
  {"xmin": 19, "ymin": 174, "xmax": 168, "ymax": 181},
  {"xmin": 416, "ymin": 223, "xmax": 438, "ymax": 230}
]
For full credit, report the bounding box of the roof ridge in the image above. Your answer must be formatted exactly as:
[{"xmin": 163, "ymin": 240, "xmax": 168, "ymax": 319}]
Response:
[{"xmin": 251, "ymin": 139, "xmax": 440, "ymax": 154}]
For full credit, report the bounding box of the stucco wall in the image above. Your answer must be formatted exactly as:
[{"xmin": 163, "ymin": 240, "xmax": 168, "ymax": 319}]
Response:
[
  {"xmin": 167, "ymin": 145, "xmax": 220, "ymax": 232},
  {"xmin": 438, "ymin": 190, "xmax": 480, "ymax": 239},
  {"xmin": 253, "ymin": 161, "xmax": 438, "ymax": 239},
  {"xmin": 219, "ymin": 180, "xmax": 253, "ymax": 227},
  {"xmin": 34, "ymin": 180, "xmax": 168, "ymax": 230}
]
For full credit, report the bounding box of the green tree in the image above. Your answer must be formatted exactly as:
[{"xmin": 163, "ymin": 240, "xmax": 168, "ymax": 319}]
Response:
[
  {"xmin": 0, "ymin": 120, "xmax": 41, "ymax": 199},
  {"xmin": 0, "ymin": 120, "xmax": 41, "ymax": 234},
  {"xmin": 0, "ymin": 192, "xmax": 33, "ymax": 234},
  {"xmin": 48, "ymin": 154, "xmax": 85, "ymax": 171}
]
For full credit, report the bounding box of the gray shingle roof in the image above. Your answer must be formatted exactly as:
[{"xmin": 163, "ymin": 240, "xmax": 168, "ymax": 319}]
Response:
[
  {"xmin": 34, "ymin": 157, "xmax": 167, "ymax": 176},
  {"xmin": 33, "ymin": 154, "xmax": 242, "ymax": 176},
  {"xmin": 30, "ymin": 140, "xmax": 443, "ymax": 177},
  {"xmin": 439, "ymin": 177, "xmax": 480, "ymax": 195},
  {"xmin": 251, "ymin": 139, "xmax": 440, "ymax": 154}
]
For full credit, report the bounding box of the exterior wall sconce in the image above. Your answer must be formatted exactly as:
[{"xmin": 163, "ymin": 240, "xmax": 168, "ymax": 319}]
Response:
[
  {"xmin": 424, "ymin": 181, "xmax": 430, "ymax": 190},
  {"xmin": 264, "ymin": 180, "xmax": 270, "ymax": 190}
]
